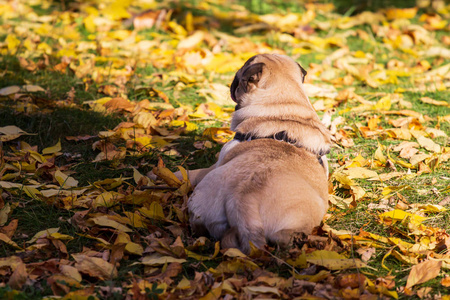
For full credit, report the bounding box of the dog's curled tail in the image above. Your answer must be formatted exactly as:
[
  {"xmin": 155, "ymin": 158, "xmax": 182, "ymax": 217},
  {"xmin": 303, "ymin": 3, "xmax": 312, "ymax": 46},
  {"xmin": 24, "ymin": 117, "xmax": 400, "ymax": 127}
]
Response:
[{"xmin": 221, "ymin": 226, "xmax": 265, "ymax": 254}]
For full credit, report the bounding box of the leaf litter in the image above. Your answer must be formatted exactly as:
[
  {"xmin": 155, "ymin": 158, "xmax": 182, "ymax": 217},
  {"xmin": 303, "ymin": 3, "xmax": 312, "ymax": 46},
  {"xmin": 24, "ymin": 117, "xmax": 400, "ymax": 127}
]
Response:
[{"xmin": 0, "ymin": 0, "xmax": 450, "ymax": 299}]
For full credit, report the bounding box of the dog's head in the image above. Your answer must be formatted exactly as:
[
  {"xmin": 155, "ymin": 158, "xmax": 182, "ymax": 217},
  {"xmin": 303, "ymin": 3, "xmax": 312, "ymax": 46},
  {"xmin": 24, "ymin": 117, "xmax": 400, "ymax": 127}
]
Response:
[
  {"xmin": 229, "ymin": 54, "xmax": 331, "ymax": 157},
  {"xmin": 230, "ymin": 54, "xmax": 308, "ymax": 110}
]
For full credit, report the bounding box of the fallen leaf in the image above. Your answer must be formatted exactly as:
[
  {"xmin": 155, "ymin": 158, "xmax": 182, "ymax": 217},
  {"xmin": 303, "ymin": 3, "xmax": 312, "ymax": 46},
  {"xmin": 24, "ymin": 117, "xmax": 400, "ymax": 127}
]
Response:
[
  {"xmin": 42, "ymin": 140, "xmax": 62, "ymax": 155},
  {"xmin": 141, "ymin": 254, "xmax": 186, "ymax": 266},
  {"xmin": 420, "ymin": 97, "xmax": 449, "ymax": 107},
  {"xmin": 417, "ymin": 136, "xmax": 441, "ymax": 153},
  {"xmin": 356, "ymin": 247, "xmax": 376, "ymax": 262},
  {"xmin": 54, "ymin": 170, "xmax": 79, "ymax": 188},
  {"xmin": 306, "ymin": 250, "xmax": 367, "ymax": 270},
  {"xmin": 0, "ymin": 86, "xmax": 21, "ymax": 96},
  {"xmin": 406, "ymin": 260, "xmax": 441, "ymax": 289},
  {"xmin": 0, "ymin": 126, "xmax": 32, "ymax": 142},
  {"xmin": 73, "ymin": 254, "xmax": 118, "ymax": 280},
  {"xmin": 8, "ymin": 262, "xmax": 27, "ymax": 290}
]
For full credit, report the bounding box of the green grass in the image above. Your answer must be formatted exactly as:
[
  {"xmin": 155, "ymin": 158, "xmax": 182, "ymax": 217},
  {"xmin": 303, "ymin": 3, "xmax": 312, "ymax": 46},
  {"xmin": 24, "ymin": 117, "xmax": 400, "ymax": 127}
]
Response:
[{"xmin": 1, "ymin": 0, "xmax": 450, "ymax": 298}]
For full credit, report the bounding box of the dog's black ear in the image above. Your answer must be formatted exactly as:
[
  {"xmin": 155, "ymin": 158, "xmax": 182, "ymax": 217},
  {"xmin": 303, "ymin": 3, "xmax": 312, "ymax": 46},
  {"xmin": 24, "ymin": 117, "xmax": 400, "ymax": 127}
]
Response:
[
  {"xmin": 240, "ymin": 62, "xmax": 264, "ymax": 93},
  {"xmin": 297, "ymin": 63, "xmax": 307, "ymax": 83},
  {"xmin": 230, "ymin": 74, "xmax": 239, "ymax": 103},
  {"xmin": 230, "ymin": 56, "xmax": 258, "ymax": 103}
]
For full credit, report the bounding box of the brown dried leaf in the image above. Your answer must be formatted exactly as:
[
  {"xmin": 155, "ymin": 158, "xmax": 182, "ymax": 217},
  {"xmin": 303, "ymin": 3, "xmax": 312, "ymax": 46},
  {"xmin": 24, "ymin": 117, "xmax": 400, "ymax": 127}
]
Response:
[
  {"xmin": 406, "ymin": 260, "xmax": 441, "ymax": 289},
  {"xmin": 8, "ymin": 262, "xmax": 27, "ymax": 290},
  {"xmin": 73, "ymin": 254, "xmax": 118, "ymax": 280}
]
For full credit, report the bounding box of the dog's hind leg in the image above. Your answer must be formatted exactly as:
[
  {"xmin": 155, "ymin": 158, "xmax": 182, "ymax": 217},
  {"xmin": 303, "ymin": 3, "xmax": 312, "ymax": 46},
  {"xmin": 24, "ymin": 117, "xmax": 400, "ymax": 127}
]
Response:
[
  {"xmin": 224, "ymin": 193, "xmax": 266, "ymax": 254},
  {"xmin": 188, "ymin": 168, "xmax": 229, "ymax": 239},
  {"xmin": 221, "ymin": 226, "xmax": 266, "ymax": 254}
]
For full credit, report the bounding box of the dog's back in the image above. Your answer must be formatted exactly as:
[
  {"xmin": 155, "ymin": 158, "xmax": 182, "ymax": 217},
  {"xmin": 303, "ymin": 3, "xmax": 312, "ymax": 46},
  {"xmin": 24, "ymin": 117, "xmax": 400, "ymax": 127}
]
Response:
[{"xmin": 189, "ymin": 139, "xmax": 328, "ymax": 253}]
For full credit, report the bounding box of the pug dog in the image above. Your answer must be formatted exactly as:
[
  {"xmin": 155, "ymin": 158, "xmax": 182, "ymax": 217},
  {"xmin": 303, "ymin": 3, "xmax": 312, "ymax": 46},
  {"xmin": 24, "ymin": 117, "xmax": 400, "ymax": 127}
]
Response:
[{"xmin": 187, "ymin": 54, "xmax": 332, "ymax": 254}]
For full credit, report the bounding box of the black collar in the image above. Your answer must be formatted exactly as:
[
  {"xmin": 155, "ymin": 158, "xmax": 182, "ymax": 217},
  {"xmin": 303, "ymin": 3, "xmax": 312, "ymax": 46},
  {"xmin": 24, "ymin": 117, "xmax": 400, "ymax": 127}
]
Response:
[
  {"xmin": 233, "ymin": 130, "xmax": 325, "ymax": 167},
  {"xmin": 234, "ymin": 131, "xmax": 297, "ymax": 144}
]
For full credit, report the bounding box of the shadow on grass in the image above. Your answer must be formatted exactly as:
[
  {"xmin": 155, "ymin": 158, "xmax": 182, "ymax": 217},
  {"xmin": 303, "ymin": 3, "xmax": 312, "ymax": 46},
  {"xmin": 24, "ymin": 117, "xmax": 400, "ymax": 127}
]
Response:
[{"xmin": 0, "ymin": 106, "xmax": 124, "ymax": 150}]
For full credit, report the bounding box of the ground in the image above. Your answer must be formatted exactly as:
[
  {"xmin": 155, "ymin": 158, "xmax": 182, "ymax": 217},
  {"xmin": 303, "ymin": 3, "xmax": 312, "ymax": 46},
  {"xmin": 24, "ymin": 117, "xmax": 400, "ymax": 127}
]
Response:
[{"xmin": 0, "ymin": 0, "xmax": 449, "ymax": 299}]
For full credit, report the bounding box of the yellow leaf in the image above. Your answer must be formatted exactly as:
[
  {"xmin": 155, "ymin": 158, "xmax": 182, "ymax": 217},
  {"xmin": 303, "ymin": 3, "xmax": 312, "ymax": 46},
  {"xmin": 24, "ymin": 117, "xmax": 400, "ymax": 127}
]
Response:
[
  {"xmin": 120, "ymin": 212, "xmax": 146, "ymax": 228},
  {"xmin": 115, "ymin": 232, "xmax": 144, "ymax": 256},
  {"xmin": 177, "ymin": 31, "xmax": 204, "ymax": 49},
  {"xmin": 417, "ymin": 136, "xmax": 441, "ymax": 153},
  {"xmin": 332, "ymin": 171, "xmax": 356, "ymax": 186},
  {"xmin": 391, "ymin": 249, "xmax": 418, "ymax": 265},
  {"xmin": 149, "ymin": 136, "xmax": 171, "ymax": 148},
  {"xmin": 60, "ymin": 265, "xmax": 82, "ymax": 282},
  {"xmin": 27, "ymin": 228, "xmax": 60, "ymax": 244},
  {"xmin": 0, "ymin": 256, "xmax": 23, "ymax": 269},
  {"xmin": 27, "ymin": 150, "xmax": 47, "ymax": 163},
  {"xmin": 139, "ymin": 202, "xmax": 165, "ymax": 220},
  {"xmin": 409, "ymin": 153, "xmax": 430, "ymax": 166},
  {"xmin": 386, "ymin": 7, "xmax": 417, "ymax": 20},
  {"xmin": 37, "ymin": 42, "xmax": 52, "ymax": 54},
  {"xmin": 133, "ymin": 111, "xmax": 157, "ymax": 128},
  {"xmin": 168, "ymin": 21, "xmax": 187, "ymax": 36},
  {"xmin": 141, "ymin": 254, "xmax": 186, "ymax": 266},
  {"xmin": 381, "ymin": 185, "xmax": 411, "ymax": 198},
  {"xmin": 108, "ymin": 30, "xmax": 132, "ymax": 41},
  {"xmin": 77, "ymin": 233, "xmax": 110, "ymax": 246},
  {"xmin": 49, "ymin": 232, "xmax": 74, "ymax": 241},
  {"xmin": 417, "ymin": 204, "xmax": 447, "ymax": 213},
  {"xmin": 72, "ymin": 254, "xmax": 117, "ymax": 280},
  {"xmin": 243, "ymin": 286, "xmax": 281, "ymax": 296},
  {"xmin": 0, "ymin": 203, "xmax": 11, "ymax": 226},
  {"xmin": 420, "ymin": 97, "xmax": 449, "ymax": 107},
  {"xmin": 379, "ymin": 209, "xmax": 427, "ymax": 226},
  {"xmin": 152, "ymin": 165, "xmax": 182, "ymax": 187},
  {"xmin": 205, "ymin": 53, "xmax": 246, "ymax": 73},
  {"xmin": 133, "ymin": 168, "xmax": 147, "ymax": 185},
  {"xmin": 42, "ymin": 140, "xmax": 61, "ymax": 154},
  {"xmin": 406, "ymin": 260, "xmax": 442, "ymax": 289},
  {"xmin": 343, "ymin": 167, "xmax": 379, "ymax": 180},
  {"xmin": 286, "ymin": 251, "xmax": 307, "ymax": 268},
  {"xmin": 0, "ymin": 85, "xmax": 20, "ymax": 96},
  {"xmin": 83, "ymin": 14, "xmax": 96, "ymax": 32},
  {"xmin": 21, "ymin": 85, "xmax": 45, "ymax": 92},
  {"xmin": 386, "ymin": 128, "xmax": 411, "ymax": 140},
  {"xmin": 102, "ymin": 0, "xmax": 131, "ymax": 20},
  {"xmin": 40, "ymin": 188, "xmax": 87, "ymax": 198},
  {"xmin": 224, "ymin": 248, "xmax": 247, "ymax": 258},
  {"xmin": 170, "ymin": 120, "xmax": 198, "ymax": 132},
  {"xmin": 426, "ymin": 128, "xmax": 448, "ymax": 139},
  {"xmin": 0, "ymin": 233, "xmax": 22, "ymax": 249},
  {"xmin": 366, "ymin": 278, "xmax": 399, "ymax": 299},
  {"xmin": 6, "ymin": 34, "xmax": 20, "ymax": 54},
  {"xmin": 213, "ymin": 258, "xmax": 259, "ymax": 273},
  {"xmin": 93, "ymin": 191, "xmax": 122, "ymax": 208},
  {"xmin": 177, "ymin": 166, "xmax": 189, "ymax": 183},
  {"xmin": 186, "ymin": 241, "xmax": 220, "ymax": 261},
  {"xmin": 374, "ymin": 143, "xmax": 387, "ymax": 164},
  {"xmin": 54, "ymin": 170, "xmax": 79, "ymax": 188},
  {"xmin": 306, "ymin": 250, "xmax": 367, "ymax": 270},
  {"xmin": 0, "ymin": 126, "xmax": 32, "ymax": 142},
  {"xmin": 200, "ymin": 284, "xmax": 223, "ymax": 300},
  {"xmin": 87, "ymin": 215, "xmax": 132, "ymax": 232},
  {"xmin": 202, "ymin": 127, "xmax": 234, "ymax": 144}
]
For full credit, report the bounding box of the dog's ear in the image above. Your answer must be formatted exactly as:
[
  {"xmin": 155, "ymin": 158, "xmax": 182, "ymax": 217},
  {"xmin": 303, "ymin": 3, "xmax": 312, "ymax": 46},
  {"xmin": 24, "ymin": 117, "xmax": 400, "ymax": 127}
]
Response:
[
  {"xmin": 230, "ymin": 74, "xmax": 239, "ymax": 103},
  {"xmin": 297, "ymin": 63, "xmax": 307, "ymax": 83},
  {"xmin": 230, "ymin": 62, "xmax": 264, "ymax": 104},
  {"xmin": 240, "ymin": 62, "xmax": 264, "ymax": 93}
]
